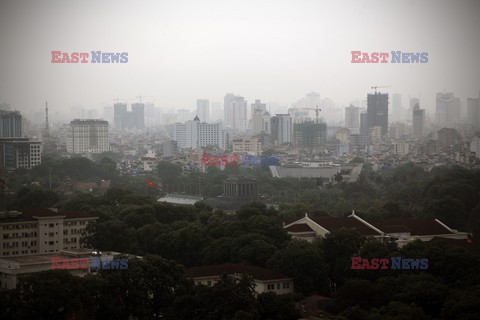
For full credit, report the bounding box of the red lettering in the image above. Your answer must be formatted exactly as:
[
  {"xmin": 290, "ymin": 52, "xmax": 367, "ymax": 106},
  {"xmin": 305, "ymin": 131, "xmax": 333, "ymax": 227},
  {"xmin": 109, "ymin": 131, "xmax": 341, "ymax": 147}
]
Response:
[
  {"xmin": 78, "ymin": 258, "xmax": 89, "ymax": 269},
  {"xmin": 51, "ymin": 257, "xmax": 62, "ymax": 269},
  {"xmin": 61, "ymin": 258, "xmax": 70, "ymax": 269},
  {"xmin": 221, "ymin": 155, "xmax": 228, "ymax": 167},
  {"xmin": 79, "ymin": 52, "xmax": 89, "ymax": 63},
  {"xmin": 70, "ymin": 259, "xmax": 79, "ymax": 269},
  {"xmin": 370, "ymin": 52, "xmax": 379, "ymax": 63},
  {"xmin": 51, "ymin": 51, "xmax": 61, "ymax": 63},
  {"xmin": 71, "ymin": 52, "xmax": 79, "ymax": 63},
  {"xmin": 201, "ymin": 154, "xmax": 211, "ymax": 166},
  {"xmin": 379, "ymin": 52, "xmax": 389, "ymax": 63},
  {"xmin": 351, "ymin": 257, "xmax": 362, "ymax": 269},
  {"xmin": 351, "ymin": 51, "xmax": 361, "ymax": 63},
  {"xmin": 229, "ymin": 156, "xmax": 239, "ymax": 166},
  {"xmin": 379, "ymin": 258, "xmax": 389, "ymax": 269},
  {"xmin": 361, "ymin": 52, "xmax": 371, "ymax": 63},
  {"xmin": 370, "ymin": 258, "xmax": 379, "ymax": 269},
  {"xmin": 361, "ymin": 259, "xmax": 371, "ymax": 269},
  {"xmin": 61, "ymin": 52, "xmax": 71, "ymax": 63}
]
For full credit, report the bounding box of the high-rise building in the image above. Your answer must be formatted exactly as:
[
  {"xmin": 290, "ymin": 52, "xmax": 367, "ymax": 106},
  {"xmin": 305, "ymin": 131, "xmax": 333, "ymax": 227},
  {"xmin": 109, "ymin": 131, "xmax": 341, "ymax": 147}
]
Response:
[
  {"xmin": 0, "ymin": 110, "xmax": 22, "ymax": 138},
  {"xmin": 196, "ymin": 99, "xmax": 210, "ymax": 123},
  {"xmin": 410, "ymin": 97, "xmax": 420, "ymax": 110},
  {"xmin": 177, "ymin": 109, "xmax": 191, "ymax": 123},
  {"xmin": 294, "ymin": 122, "xmax": 327, "ymax": 150},
  {"xmin": 436, "ymin": 92, "xmax": 460, "ymax": 127},
  {"xmin": 145, "ymin": 102, "xmax": 155, "ymax": 127},
  {"xmin": 113, "ymin": 103, "xmax": 127, "ymax": 129},
  {"xmin": 360, "ymin": 112, "xmax": 368, "ymax": 137},
  {"xmin": 344, "ymin": 105, "xmax": 360, "ymax": 134},
  {"xmin": 437, "ymin": 127, "xmax": 460, "ymax": 148},
  {"xmin": 66, "ymin": 119, "xmax": 110, "ymax": 154},
  {"xmin": 173, "ymin": 116, "xmax": 226, "ymax": 150},
  {"xmin": 232, "ymin": 137, "xmax": 263, "ymax": 155},
  {"xmin": 271, "ymin": 114, "xmax": 293, "ymax": 145},
  {"xmin": 0, "ymin": 138, "xmax": 42, "ymax": 170},
  {"xmin": 224, "ymin": 93, "xmax": 247, "ymax": 132},
  {"xmin": 251, "ymin": 99, "xmax": 267, "ymax": 118},
  {"xmin": 467, "ymin": 91, "xmax": 480, "ymax": 129},
  {"xmin": 412, "ymin": 103, "xmax": 426, "ymax": 140},
  {"xmin": 391, "ymin": 94, "xmax": 402, "ymax": 122},
  {"xmin": 131, "ymin": 103, "xmax": 145, "ymax": 129},
  {"xmin": 210, "ymin": 102, "xmax": 223, "ymax": 122},
  {"xmin": 367, "ymin": 93, "xmax": 389, "ymax": 136}
]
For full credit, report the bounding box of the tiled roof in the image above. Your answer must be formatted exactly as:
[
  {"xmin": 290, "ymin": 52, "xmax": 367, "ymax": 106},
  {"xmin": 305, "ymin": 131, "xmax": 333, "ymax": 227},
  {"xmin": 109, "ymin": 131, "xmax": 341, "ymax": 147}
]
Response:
[
  {"xmin": 284, "ymin": 223, "xmax": 315, "ymax": 233},
  {"xmin": 13, "ymin": 208, "xmax": 98, "ymax": 220},
  {"xmin": 375, "ymin": 218, "xmax": 453, "ymax": 236},
  {"xmin": 311, "ymin": 216, "xmax": 382, "ymax": 236},
  {"xmin": 186, "ymin": 263, "xmax": 289, "ymax": 281}
]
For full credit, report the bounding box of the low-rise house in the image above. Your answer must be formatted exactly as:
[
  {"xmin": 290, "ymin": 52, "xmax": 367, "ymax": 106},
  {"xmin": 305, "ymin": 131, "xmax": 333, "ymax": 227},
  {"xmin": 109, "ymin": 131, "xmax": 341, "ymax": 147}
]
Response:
[{"xmin": 186, "ymin": 263, "xmax": 294, "ymax": 295}]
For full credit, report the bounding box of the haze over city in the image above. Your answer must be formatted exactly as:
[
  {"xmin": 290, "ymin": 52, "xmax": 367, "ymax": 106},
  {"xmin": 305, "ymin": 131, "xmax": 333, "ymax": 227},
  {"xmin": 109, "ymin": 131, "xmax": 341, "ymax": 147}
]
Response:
[{"xmin": 1, "ymin": 0, "xmax": 480, "ymax": 118}]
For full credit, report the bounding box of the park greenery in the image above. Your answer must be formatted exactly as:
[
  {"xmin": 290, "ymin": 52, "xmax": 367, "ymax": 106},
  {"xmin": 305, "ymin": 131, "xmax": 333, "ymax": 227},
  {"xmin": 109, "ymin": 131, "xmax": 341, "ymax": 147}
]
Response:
[{"xmin": 2, "ymin": 156, "xmax": 480, "ymax": 319}]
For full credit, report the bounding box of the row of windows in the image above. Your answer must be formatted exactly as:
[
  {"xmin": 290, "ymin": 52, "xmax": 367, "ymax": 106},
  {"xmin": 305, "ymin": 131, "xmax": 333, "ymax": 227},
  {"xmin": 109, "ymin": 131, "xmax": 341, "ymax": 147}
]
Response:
[
  {"xmin": 2, "ymin": 224, "xmax": 36, "ymax": 230},
  {"xmin": 266, "ymin": 282, "xmax": 291, "ymax": 291},
  {"xmin": 3, "ymin": 232, "xmax": 37, "ymax": 239}
]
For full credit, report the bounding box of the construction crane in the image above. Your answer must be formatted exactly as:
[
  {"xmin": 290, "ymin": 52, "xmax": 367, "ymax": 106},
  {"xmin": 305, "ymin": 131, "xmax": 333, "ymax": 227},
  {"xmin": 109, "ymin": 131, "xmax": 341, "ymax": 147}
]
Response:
[
  {"xmin": 371, "ymin": 86, "xmax": 391, "ymax": 94},
  {"xmin": 136, "ymin": 95, "xmax": 155, "ymax": 104},
  {"xmin": 304, "ymin": 105, "xmax": 322, "ymax": 123},
  {"xmin": 113, "ymin": 97, "xmax": 135, "ymax": 104}
]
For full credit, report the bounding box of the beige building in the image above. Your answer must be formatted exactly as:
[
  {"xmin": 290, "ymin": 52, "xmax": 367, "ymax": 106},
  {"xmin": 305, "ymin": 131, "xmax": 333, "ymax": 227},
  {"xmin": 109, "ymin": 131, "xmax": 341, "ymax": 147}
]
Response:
[
  {"xmin": 187, "ymin": 263, "xmax": 294, "ymax": 295},
  {"xmin": 232, "ymin": 137, "xmax": 263, "ymax": 155},
  {"xmin": 1, "ymin": 208, "xmax": 98, "ymax": 257}
]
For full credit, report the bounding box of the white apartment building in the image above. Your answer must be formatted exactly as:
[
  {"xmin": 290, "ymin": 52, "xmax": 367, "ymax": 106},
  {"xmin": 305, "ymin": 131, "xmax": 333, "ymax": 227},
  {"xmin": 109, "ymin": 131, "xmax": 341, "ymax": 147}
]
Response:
[
  {"xmin": 0, "ymin": 208, "xmax": 98, "ymax": 257},
  {"xmin": 173, "ymin": 116, "xmax": 226, "ymax": 150},
  {"xmin": 232, "ymin": 137, "xmax": 263, "ymax": 155},
  {"xmin": 393, "ymin": 141, "xmax": 410, "ymax": 156},
  {"xmin": 66, "ymin": 119, "xmax": 110, "ymax": 154}
]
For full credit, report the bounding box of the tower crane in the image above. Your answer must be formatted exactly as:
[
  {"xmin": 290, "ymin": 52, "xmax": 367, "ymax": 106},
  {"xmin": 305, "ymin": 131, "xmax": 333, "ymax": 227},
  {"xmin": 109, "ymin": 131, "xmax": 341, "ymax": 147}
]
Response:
[
  {"xmin": 371, "ymin": 86, "xmax": 391, "ymax": 94},
  {"xmin": 304, "ymin": 105, "xmax": 322, "ymax": 123},
  {"xmin": 136, "ymin": 95, "xmax": 155, "ymax": 104}
]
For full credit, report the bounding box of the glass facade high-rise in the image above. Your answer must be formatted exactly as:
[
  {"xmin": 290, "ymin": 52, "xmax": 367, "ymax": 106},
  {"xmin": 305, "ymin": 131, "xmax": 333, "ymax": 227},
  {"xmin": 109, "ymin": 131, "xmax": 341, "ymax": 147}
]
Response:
[{"xmin": 367, "ymin": 92, "xmax": 389, "ymax": 136}]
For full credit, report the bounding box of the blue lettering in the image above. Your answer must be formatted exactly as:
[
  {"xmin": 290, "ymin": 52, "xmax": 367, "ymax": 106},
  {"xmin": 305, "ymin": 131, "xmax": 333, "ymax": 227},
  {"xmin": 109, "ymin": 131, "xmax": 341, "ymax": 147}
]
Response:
[
  {"xmin": 110, "ymin": 53, "xmax": 121, "ymax": 63},
  {"xmin": 120, "ymin": 259, "xmax": 128, "ymax": 269},
  {"xmin": 420, "ymin": 52, "xmax": 428, "ymax": 63},
  {"xmin": 391, "ymin": 257, "xmax": 401, "ymax": 269},
  {"xmin": 401, "ymin": 52, "xmax": 411, "ymax": 63},
  {"xmin": 91, "ymin": 51, "xmax": 101, "ymax": 63},
  {"xmin": 402, "ymin": 259, "xmax": 412, "ymax": 269},
  {"xmin": 91, "ymin": 257, "xmax": 100, "ymax": 270},
  {"xmin": 410, "ymin": 53, "xmax": 420, "ymax": 63},
  {"xmin": 420, "ymin": 258, "xmax": 428, "ymax": 269},
  {"xmin": 102, "ymin": 258, "xmax": 112, "ymax": 269},
  {"xmin": 410, "ymin": 259, "xmax": 420, "ymax": 269},
  {"xmin": 102, "ymin": 52, "xmax": 111, "ymax": 63},
  {"xmin": 120, "ymin": 52, "xmax": 128, "ymax": 63},
  {"xmin": 110, "ymin": 259, "xmax": 120, "ymax": 269},
  {"xmin": 391, "ymin": 51, "xmax": 401, "ymax": 63}
]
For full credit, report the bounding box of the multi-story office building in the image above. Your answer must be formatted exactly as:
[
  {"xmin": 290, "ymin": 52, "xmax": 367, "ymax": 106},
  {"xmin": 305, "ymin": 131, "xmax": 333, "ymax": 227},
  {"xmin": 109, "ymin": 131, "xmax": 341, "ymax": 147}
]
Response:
[
  {"xmin": 391, "ymin": 94, "xmax": 402, "ymax": 122},
  {"xmin": 251, "ymin": 99, "xmax": 267, "ymax": 118},
  {"xmin": 436, "ymin": 92, "xmax": 460, "ymax": 127},
  {"xmin": 0, "ymin": 110, "xmax": 22, "ymax": 138},
  {"xmin": 113, "ymin": 103, "xmax": 127, "ymax": 129},
  {"xmin": 0, "ymin": 138, "xmax": 42, "ymax": 170},
  {"xmin": 360, "ymin": 112, "xmax": 369, "ymax": 137},
  {"xmin": 196, "ymin": 99, "xmax": 210, "ymax": 123},
  {"xmin": 437, "ymin": 127, "xmax": 460, "ymax": 148},
  {"xmin": 224, "ymin": 93, "xmax": 247, "ymax": 132},
  {"xmin": 393, "ymin": 141, "xmax": 410, "ymax": 156},
  {"xmin": 173, "ymin": 116, "xmax": 226, "ymax": 150},
  {"xmin": 344, "ymin": 105, "xmax": 359, "ymax": 134},
  {"xmin": 467, "ymin": 91, "xmax": 480, "ymax": 129},
  {"xmin": 66, "ymin": 119, "xmax": 110, "ymax": 154},
  {"xmin": 0, "ymin": 208, "xmax": 98, "ymax": 257},
  {"xmin": 271, "ymin": 114, "xmax": 293, "ymax": 145},
  {"xmin": 294, "ymin": 122, "xmax": 327, "ymax": 149},
  {"xmin": 367, "ymin": 92, "xmax": 389, "ymax": 136},
  {"xmin": 232, "ymin": 137, "xmax": 263, "ymax": 155},
  {"xmin": 412, "ymin": 103, "xmax": 426, "ymax": 140},
  {"xmin": 251, "ymin": 109, "xmax": 271, "ymax": 135},
  {"xmin": 131, "ymin": 103, "xmax": 145, "ymax": 129}
]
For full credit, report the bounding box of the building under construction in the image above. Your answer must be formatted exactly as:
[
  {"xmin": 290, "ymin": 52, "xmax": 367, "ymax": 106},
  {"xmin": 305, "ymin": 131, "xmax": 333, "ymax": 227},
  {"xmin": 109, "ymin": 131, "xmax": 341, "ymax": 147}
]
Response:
[{"xmin": 293, "ymin": 120, "xmax": 327, "ymax": 152}]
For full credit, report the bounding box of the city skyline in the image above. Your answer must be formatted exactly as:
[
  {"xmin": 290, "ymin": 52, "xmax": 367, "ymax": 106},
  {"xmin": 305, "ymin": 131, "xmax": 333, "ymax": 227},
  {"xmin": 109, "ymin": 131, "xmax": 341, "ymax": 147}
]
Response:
[{"xmin": 1, "ymin": 0, "xmax": 480, "ymax": 116}]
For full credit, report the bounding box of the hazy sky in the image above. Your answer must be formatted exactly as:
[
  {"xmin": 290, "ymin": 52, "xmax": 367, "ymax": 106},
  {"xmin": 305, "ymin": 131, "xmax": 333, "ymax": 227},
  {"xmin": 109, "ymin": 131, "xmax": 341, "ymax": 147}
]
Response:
[{"xmin": 1, "ymin": 0, "xmax": 479, "ymax": 118}]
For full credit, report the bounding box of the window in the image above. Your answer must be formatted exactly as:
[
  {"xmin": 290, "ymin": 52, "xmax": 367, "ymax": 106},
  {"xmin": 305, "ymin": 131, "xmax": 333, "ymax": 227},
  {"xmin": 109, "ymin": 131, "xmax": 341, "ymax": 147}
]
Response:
[
  {"xmin": 283, "ymin": 282, "xmax": 290, "ymax": 289},
  {"xmin": 207, "ymin": 280, "xmax": 212, "ymax": 286},
  {"xmin": 277, "ymin": 283, "xmax": 281, "ymax": 290}
]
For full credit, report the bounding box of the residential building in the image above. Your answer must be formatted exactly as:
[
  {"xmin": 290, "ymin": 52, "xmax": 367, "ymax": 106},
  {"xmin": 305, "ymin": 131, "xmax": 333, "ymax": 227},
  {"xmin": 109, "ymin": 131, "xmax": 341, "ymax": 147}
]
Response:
[
  {"xmin": 113, "ymin": 103, "xmax": 127, "ymax": 129},
  {"xmin": 224, "ymin": 93, "xmax": 247, "ymax": 132},
  {"xmin": 393, "ymin": 141, "xmax": 410, "ymax": 156},
  {"xmin": 186, "ymin": 263, "xmax": 294, "ymax": 295},
  {"xmin": 467, "ymin": 91, "xmax": 480, "ymax": 129},
  {"xmin": 196, "ymin": 99, "xmax": 210, "ymax": 123},
  {"xmin": 470, "ymin": 135, "xmax": 480, "ymax": 158},
  {"xmin": 0, "ymin": 110, "xmax": 22, "ymax": 138},
  {"xmin": 173, "ymin": 116, "xmax": 225, "ymax": 150},
  {"xmin": 344, "ymin": 105, "xmax": 359, "ymax": 134},
  {"xmin": 131, "ymin": 103, "xmax": 145, "ymax": 129},
  {"xmin": 66, "ymin": 119, "xmax": 110, "ymax": 154},
  {"xmin": 436, "ymin": 92, "xmax": 460, "ymax": 127},
  {"xmin": 271, "ymin": 114, "xmax": 293, "ymax": 145},
  {"xmin": 437, "ymin": 127, "xmax": 460, "ymax": 148},
  {"xmin": 367, "ymin": 92, "xmax": 389, "ymax": 136},
  {"xmin": 0, "ymin": 208, "xmax": 98, "ymax": 258},
  {"xmin": 232, "ymin": 137, "xmax": 263, "ymax": 155},
  {"xmin": 294, "ymin": 121, "xmax": 327, "ymax": 150},
  {"xmin": 0, "ymin": 138, "xmax": 42, "ymax": 170},
  {"xmin": 412, "ymin": 103, "xmax": 426, "ymax": 139}
]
